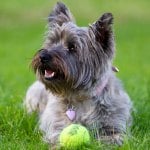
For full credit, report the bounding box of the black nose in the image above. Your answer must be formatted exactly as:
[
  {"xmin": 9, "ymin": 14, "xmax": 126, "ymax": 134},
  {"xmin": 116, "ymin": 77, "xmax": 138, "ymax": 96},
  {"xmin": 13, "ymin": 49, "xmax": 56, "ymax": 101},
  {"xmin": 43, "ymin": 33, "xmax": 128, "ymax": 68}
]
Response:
[{"xmin": 39, "ymin": 50, "xmax": 51, "ymax": 63}]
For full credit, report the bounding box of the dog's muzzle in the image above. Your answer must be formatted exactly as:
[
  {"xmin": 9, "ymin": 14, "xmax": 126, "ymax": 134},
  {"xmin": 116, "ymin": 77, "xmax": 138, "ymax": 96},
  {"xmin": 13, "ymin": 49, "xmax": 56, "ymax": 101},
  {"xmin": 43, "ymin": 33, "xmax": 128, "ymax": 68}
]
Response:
[{"xmin": 38, "ymin": 49, "xmax": 56, "ymax": 80}]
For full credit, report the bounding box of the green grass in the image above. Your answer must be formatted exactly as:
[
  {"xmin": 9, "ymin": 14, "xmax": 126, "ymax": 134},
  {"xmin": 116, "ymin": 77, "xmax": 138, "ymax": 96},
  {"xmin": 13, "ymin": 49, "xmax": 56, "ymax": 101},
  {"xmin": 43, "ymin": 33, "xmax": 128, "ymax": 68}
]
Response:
[{"xmin": 0, "ymin": 0, "xmax": 150, "ymax": 149}]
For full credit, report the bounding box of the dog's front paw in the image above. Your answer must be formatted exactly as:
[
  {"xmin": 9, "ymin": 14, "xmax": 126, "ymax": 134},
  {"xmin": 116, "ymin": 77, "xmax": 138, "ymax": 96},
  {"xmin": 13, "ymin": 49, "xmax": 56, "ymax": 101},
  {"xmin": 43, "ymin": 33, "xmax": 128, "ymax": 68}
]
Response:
[
  {"xmin": 100, "ymin": 134, "xmax": 123, "ymax": 146},
  {"xmin": 24, "ymin": 81, "xmax": 49, "ymax": 113}
]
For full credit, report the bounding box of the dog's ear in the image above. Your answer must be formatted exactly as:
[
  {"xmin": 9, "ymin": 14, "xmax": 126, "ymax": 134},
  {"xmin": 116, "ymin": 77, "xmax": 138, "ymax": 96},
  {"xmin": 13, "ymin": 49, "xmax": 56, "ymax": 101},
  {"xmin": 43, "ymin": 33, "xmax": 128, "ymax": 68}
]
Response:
[
  {"xmin": 91, "ymin": 13, "xmax": 114, "ymax": 57},
  {"xmin": 48, "ymin": 2, "xmax": 75, "ymax": 27}
]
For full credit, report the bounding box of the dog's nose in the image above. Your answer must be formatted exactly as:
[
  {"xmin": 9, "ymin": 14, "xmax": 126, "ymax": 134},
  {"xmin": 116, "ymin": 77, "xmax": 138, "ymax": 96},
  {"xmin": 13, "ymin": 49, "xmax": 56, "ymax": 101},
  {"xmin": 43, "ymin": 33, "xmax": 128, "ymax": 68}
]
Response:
[{"xmin": 39, "ymin": 51, "xmax": 51, "ymax": 63}]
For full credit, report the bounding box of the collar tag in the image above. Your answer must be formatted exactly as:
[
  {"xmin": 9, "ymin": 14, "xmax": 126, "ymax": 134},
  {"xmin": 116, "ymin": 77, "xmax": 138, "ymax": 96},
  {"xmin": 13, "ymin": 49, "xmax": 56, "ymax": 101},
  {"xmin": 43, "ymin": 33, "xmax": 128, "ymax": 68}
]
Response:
[{"xmin": 66, "ymin": 108, "xmax": 76, "ymax": 121}]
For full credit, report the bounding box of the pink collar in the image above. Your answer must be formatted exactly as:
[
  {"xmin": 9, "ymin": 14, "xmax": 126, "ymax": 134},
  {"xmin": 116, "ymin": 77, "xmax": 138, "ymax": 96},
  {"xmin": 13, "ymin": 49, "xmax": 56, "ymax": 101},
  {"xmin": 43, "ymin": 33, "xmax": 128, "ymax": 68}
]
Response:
[
  {"xmin": 96, "ymin": 66, "xmax": 119, "ymax": 95},
  {"xmin": 66, "ymin": 66, "xmax": 119, "ymax": 121},
  {"xmin": 65, "ymin": 78, "xmax": 109, "ymax": 121},
  {"xmin": 96, "ymin": 77, "xmax": 109, "ymax": 95}
]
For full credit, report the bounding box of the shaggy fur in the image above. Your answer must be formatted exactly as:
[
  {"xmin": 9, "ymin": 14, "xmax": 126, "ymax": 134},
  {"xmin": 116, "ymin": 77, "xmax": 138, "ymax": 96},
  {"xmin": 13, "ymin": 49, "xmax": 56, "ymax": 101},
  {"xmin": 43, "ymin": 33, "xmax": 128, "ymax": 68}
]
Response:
[{"xmin": 24, "ymin": 2, "xmax": 132, "ymax": 148}]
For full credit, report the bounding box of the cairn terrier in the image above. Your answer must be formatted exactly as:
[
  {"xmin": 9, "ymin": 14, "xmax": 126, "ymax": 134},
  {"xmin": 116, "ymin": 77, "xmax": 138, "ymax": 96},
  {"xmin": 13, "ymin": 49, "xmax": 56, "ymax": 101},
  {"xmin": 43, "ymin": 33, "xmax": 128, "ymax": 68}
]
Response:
[{"xmin": 25, "ymin": 2, "xmax": 132, "ymax": 147}]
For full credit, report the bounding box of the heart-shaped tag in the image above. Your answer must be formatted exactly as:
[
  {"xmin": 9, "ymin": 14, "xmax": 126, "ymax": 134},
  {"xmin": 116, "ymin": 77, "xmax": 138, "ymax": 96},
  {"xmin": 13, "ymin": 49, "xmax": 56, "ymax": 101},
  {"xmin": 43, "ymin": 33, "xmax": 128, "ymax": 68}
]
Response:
[{"xmin": 66, "ymin": 109, "xmax": 76, "ymax": 121}]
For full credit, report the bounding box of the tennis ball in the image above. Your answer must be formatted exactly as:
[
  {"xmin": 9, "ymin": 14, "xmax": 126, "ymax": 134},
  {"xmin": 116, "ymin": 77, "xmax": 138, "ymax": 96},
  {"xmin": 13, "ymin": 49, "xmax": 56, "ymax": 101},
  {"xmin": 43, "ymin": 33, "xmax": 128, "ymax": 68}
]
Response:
[{"xmin": 59, "ymin": 124, "xmax": 90, "ymax": 149}]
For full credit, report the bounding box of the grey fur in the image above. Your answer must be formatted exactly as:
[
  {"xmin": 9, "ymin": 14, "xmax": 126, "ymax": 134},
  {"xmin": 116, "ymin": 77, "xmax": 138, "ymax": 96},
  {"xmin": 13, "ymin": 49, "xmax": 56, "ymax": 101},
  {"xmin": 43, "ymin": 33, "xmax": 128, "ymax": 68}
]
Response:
[{"xmin": 25, "ymin": 2, "xmax": 132, "ymax": 148}]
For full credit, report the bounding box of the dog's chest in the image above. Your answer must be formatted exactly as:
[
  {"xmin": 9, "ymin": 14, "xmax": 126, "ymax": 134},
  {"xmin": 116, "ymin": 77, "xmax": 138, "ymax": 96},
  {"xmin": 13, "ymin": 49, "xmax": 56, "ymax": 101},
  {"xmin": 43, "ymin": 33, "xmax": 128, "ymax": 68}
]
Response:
[{"xmin": 65, "ymin": 99, "xmax": 95, "ymax": 123}]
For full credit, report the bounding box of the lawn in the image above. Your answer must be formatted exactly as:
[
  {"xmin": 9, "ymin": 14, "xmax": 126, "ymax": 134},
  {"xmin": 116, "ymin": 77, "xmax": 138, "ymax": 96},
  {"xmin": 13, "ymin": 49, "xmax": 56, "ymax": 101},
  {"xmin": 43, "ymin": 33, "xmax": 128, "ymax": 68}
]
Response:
[{"xmin": 0, "ymin": 0, "xmax": 150, "ymax": 149}]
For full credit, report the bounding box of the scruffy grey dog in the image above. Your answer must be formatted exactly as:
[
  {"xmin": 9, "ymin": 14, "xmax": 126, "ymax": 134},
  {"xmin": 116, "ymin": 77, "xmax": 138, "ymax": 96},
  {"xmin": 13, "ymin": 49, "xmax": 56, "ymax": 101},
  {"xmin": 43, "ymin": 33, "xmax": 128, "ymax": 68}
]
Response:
[{"xmin": 25, "ymin": 2, "xmax": 132, "ymax": 147}]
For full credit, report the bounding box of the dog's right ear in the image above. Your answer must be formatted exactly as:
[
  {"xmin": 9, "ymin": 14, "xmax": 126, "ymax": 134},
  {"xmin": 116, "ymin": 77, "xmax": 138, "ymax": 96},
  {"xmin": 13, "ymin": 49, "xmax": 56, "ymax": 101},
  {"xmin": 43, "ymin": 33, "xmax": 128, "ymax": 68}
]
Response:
[{"xmin": 48, "ymin": 2, "xmax": 75, "ymax": 27}]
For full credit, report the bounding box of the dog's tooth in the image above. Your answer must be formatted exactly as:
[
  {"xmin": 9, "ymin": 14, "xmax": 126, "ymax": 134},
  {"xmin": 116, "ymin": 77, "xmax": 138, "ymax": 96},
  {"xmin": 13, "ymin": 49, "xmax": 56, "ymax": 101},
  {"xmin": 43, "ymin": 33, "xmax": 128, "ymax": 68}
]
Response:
[
  {"xmin": 45, "ymin": 70, "xmax": 55, "ymax": 78},
  {"xmin": 50, "ymin": 72, "xmax": 55, "ymax": 77}
]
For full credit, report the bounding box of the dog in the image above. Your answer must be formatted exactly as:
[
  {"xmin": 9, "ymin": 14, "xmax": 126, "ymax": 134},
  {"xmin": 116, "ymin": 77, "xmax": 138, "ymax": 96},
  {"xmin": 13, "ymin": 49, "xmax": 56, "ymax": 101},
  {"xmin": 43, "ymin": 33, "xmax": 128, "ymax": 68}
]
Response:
[{"xmin": 24, "ymin": 2, "xmax": 132, "ymax": 148}]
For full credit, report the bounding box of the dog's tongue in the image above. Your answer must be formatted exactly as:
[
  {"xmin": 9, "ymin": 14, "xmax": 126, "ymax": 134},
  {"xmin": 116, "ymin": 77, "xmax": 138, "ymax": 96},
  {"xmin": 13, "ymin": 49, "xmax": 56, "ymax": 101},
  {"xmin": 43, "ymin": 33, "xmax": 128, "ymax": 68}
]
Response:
[{"xmin": 44, "ymin": 70, "xmax": 55, "ymax": 78}]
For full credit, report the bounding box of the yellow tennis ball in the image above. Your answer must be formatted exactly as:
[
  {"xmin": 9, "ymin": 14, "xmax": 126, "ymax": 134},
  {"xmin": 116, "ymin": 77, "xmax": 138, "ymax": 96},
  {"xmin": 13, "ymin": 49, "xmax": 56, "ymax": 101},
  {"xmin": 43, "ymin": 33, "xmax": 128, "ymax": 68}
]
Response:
[{"xmin": 59, "ymin": 124, "xmax": 90, "ymax": 149}]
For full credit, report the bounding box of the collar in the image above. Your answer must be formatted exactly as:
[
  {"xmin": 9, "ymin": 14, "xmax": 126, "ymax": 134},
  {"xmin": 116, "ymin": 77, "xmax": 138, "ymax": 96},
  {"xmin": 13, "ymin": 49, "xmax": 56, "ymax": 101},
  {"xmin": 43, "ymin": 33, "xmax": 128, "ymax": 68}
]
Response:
[
  {"xmin": 66, "ymin": 66, "xmax": 119, "ymax": 121},
  {"xmin": 96, "ymin": 66, "xmax": 119, "ymax": 95},
  {"xmin": 96, "ymin": 77, "xmax": 109, "ymax": 95}
]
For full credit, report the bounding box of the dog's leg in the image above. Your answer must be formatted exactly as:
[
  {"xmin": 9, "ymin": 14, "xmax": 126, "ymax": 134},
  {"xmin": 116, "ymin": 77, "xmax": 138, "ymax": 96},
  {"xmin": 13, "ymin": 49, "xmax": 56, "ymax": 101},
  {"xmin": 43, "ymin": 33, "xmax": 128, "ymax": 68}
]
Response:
[
  {"xmin": 90, "ymin": 93, "xmax": 132, "ymax": 145},
  {"xmin": 39, "ymin": 97, "xmax": 71, "ymax": 146},
  {"xmin": 99, "ymin": 127, "xmax": 124, "ymax": 145},
  {"xmin": 99, "ymin": 134, "xmax": 123, "ymax": 146},
  {"xmin": 24, "ymin": 81, "xmax": 49, "ymax": 113},
  {"xmin": 89, "ymin": 122, "xmax": 125, "ymax": 145}
]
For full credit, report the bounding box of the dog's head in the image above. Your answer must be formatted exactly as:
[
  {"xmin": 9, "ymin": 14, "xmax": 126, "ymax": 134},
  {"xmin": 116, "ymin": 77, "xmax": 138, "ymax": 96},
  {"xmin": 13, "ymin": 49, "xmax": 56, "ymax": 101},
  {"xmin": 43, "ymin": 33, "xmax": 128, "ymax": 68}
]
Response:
[{"xmin": 32, "ymin": 2, "xmax": 115, "ymax": 95}]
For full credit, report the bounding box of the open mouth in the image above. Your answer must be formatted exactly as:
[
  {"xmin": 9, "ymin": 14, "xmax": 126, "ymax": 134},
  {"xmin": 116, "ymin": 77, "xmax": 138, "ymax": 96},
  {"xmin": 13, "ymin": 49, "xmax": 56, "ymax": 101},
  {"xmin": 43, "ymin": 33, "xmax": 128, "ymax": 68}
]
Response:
[
  {"xmin": 44, "ymin": 69, "xmax": 55, "ymax": 79},
  {"xmin": 40, "ymin": 65, "xmax": 65, "ymax": 81},
  {"xmin": 44, "ymin": 69, "xmax": 56, "ymax": 80}
]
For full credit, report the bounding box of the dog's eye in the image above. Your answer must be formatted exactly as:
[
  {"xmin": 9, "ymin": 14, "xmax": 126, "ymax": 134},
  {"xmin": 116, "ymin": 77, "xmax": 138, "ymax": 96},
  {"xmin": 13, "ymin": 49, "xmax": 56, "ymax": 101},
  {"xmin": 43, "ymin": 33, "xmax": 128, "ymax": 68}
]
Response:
[{"xmin": 68, "ymin": 43, "xmax": 76, "ymax": 52}]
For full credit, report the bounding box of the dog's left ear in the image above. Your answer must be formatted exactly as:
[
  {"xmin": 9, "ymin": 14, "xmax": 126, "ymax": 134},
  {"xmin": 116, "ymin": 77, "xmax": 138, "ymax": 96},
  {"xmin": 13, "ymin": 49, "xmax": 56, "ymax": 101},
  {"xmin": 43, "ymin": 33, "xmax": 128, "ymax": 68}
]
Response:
[
  {"xmin": 48, "ymin": 2, "xmax": 75, "ymax": 27},
  {"xmin": 91, "ymin": 13, "xmax": 114, "ymax": 57}
]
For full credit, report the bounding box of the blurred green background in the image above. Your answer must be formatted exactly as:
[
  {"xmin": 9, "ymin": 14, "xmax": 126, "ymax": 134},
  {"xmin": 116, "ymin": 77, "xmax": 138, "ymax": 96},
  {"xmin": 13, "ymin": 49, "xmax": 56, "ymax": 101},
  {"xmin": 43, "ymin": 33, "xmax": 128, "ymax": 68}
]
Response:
[{"xmin": 0, "ymin": 0, "xmax": 150, "ymax": 149}]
